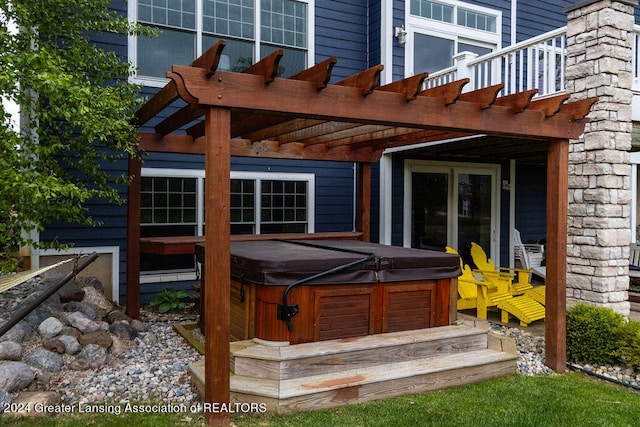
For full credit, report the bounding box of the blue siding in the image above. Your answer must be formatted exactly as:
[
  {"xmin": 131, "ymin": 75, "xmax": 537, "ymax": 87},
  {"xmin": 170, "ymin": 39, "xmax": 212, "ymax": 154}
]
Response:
[
  {"xmin": 515, "ymin": 164, "xmax": 547, "ymax": 243},
  {"xmin": 316, "ymin": 0, "xmax": 369, "ymax": 80},
  {"xmin": 369, "ymin": 0, "xmax": 382, "ymax": 68},
  {"xmin": 516, "ymin": 1, "xmax": 573, "ymax": 42}
]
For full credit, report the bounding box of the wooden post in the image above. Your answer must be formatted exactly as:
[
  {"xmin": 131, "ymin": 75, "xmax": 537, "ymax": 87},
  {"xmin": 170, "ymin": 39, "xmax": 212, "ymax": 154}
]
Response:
[
  {"xmin": 204, "ymin": 107, "xmax": 231, "ymax": 426},
  {"xmin": 126, "ymin": 153, "xmax": 142, "ymax": 319},
  {"xmin": 357, "ymin": 163, "xmax": 371, "ymax": 242},
  {"xmin": 545, "ymin": 138, "xmax": 569, "ymax": 372}
]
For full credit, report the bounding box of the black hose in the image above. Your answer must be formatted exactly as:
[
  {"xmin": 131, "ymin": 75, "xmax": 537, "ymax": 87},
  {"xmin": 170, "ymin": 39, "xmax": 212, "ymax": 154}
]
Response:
[
  {"xmin": 273, "ymin": 240, "xmax": 375, "ymax": 330},
  {"xmin": 0, "ymin": 253, "xmax": 99, "ymax": 337},
  {"xmin": 567, "ymin": 362, "xmax": 640, "ymax": 392}
]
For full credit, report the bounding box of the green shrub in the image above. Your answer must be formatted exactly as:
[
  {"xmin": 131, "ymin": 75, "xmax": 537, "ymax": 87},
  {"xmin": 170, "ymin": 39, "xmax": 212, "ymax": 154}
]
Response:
[
  {"xmin": 149, "ymin": 288, "xmax": 189, "ymax": 313},
  {"xmin": 566, "ymin": 304, "xmax": 627, "ymax": 365},
  {"xmin": 617, "ymin": 320, "xmax": 640, "ymax": 370}
]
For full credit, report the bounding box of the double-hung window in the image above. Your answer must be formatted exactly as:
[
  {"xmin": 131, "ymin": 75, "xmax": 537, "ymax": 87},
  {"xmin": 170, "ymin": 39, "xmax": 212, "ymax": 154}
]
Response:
[
  {"xmin": 130, "ymin": 0, "xmax": 313, "ymax": 86},
  {"xmin": 140, "ymin": 168, "xmax": 314, "ymax": 279},
  {"xmin": 406, "ymin": 0, "xmax": 501, "ymax": 75}
]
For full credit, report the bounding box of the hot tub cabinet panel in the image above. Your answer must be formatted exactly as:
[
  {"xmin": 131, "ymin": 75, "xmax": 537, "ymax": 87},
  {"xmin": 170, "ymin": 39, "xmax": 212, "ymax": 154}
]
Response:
[{"xmin": 199, "ymin": 240, "xmax": 461, "ymax": 344}]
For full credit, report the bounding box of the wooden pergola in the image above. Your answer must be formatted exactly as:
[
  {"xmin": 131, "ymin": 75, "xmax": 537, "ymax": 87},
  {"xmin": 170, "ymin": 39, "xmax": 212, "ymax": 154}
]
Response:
[{"xmin": 129, "ymin": 41, "xmax": 594, "ymax": 426}]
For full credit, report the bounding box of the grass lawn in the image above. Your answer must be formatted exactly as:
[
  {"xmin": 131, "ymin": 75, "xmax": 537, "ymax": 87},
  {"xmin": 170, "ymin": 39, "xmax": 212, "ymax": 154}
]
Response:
[{"xmin": 3, "ymin": 372, "xmax": 640, "ymax": 426}]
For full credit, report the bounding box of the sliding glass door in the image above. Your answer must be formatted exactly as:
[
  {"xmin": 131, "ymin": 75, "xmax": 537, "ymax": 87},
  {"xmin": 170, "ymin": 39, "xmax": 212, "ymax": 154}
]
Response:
[{"xmin": 405, "ymin": 161, "xmax": 499, "ymax": 265}]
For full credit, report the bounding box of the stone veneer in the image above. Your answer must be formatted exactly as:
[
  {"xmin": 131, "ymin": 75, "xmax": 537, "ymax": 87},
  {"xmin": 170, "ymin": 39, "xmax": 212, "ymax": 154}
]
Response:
[{"xmin": 565, "ymin": 0, "xmax": 637, "ymax": 315}]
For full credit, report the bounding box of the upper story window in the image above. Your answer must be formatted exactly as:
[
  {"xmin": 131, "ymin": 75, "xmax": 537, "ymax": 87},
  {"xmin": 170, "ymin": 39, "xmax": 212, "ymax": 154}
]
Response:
[
  {"xmin": 406, "ymin": 0, "xmax": 501, "ymax": 75},
  {"xmin": 130, "ymin": 0, "xmax": 312, "ymax": 86}
]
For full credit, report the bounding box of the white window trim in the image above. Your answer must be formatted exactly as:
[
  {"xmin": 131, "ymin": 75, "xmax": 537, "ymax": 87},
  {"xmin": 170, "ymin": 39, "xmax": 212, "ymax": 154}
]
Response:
[
  {"xmin": 404, "ymin": 0, "xmax": 502, "ymax": 78},
  {"xmin": 231, "ymin": 170, "xmax": 316, "ymax": 234},
  {"xmin": 128, "ymin": 0, "xmax": 315, "ymax": 87},
  {"xmin": 403, "ymin": 159, "xmax": 501, "ymax": 264},
  {"xmin": 37, "ymin": 246, "xmax": 120, "ymax": 302},
  {"xmin": 139, "ymin": 168, "xmax": 315, "ymax": 282}
]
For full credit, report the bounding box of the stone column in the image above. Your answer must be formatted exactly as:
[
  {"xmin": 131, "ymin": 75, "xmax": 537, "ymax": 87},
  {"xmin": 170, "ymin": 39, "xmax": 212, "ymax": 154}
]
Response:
[{"xmin": 565, "ymin": 0, "xmax": 636, "ymax": 315}]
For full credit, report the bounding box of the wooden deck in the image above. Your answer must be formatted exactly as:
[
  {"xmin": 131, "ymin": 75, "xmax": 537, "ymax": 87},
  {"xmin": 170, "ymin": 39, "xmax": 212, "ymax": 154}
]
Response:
[{"xmin": 189, "ymin": 319, "xmax": 517, "ymax": 414}]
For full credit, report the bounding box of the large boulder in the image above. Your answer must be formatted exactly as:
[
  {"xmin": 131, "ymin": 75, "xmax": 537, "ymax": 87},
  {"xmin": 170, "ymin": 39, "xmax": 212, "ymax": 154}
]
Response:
[
  {"xmin": 77, "ymin": 276, "xmax": 105, "ymax": 294},
  {"xmin": 57, "ymin": 335, "xmax": 81, "ymax": 355},
  {"xmin": 0, "ymin": 341, "xmax": 23, "ymax": 361},
  {"xmin": 0, "ymin": 362, "xmax": 35, "ymax": 392},
  {"xmin": 64, "ymin": 301, "xmax": 98, "ymax": 321},
  {"xmin": 81, "ymin": 286, "xmax": 116, "ymax": 319},
  {"xmin": 77, "ymin": 344, "xmax": 107, "ymax": 369},
  {"xmin": 25, "ymin": 348, "xmax": 63, "ymax": 372},
  {"xmin": 38, "ymin": 317, "xmax": 64, "ymax": 338},
  {"xmin": 0, "ymin": 321, "xmax": 28, "ymax": 343},
  {"xmin": 109, "ymin": 321, "xmax": 137, "ymax": 340},
  {"xmin": 64, "ymin": 312, "xmax": 100, "ymax": 334},
  {"xmin": 78, "ymin": 331, "xmax": 113, "ymax": 349},
  {"xmin": 0, "ymin": 388, "xmax": 10, "ymax": 414}
]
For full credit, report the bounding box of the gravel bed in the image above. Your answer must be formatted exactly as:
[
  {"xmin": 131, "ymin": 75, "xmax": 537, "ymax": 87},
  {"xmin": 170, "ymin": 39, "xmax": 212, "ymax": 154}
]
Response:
[
  {"xmin": 490, "ymin": 322, "xmax": 640, "ymax": 390},
  {"xmin": 50, "ymin": 318, "xmax": 203, "ymax": 406}
]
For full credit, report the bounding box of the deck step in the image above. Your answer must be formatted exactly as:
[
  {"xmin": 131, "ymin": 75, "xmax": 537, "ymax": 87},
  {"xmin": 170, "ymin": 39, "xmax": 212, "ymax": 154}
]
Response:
[
  {"xmin": 189, "ymin": 320, "xmax": 518, "ymax": 414},
  {"xmin": 231, "ymin": 322, "xmax": 493, "ymax": 380}
]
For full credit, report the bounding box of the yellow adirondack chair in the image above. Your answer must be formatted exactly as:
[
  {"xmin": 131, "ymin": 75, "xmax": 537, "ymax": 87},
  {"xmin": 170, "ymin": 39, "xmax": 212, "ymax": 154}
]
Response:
[
  {"xmin": 470, "ymin": 242, "xmax": 534, "ymax": 296},
  {"xmin": 446, "ymin": 247, "xmax": 512, "ymax": 320},
  {"xmin": 448, "ymin": 245, "xmax": 545, "ymax": 326}
]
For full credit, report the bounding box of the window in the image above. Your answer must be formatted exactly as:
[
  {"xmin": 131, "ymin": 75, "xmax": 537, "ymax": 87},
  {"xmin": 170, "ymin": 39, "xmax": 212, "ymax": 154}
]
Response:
[
  {"xmin": 131, "ymin": 0, "xmax": 312, "ymax": 85},
  {"xmin": 406, "ymin": 0, "xmax": 501, "ymax": 75},
  {"xmin": 140, "ymin": 168, "xmax": 314, "ymax": 278}
]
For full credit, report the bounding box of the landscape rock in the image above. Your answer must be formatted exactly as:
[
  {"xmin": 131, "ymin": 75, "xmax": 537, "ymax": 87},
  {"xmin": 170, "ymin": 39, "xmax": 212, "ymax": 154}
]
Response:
[
  {"xmin": 78, "ymin": 276, "xmax": 105, "ymax": 294},
  {"xmin": 43, "ymin": 338, "xmax": 65, "ymax": 354},
  {"xmin": 109, "ymin": 321, "xmax": 137, "ymax": 340},
  {"xmin": 68, "ymin": 358, "xmax": 90, "ymax": 371},
  {"xmin": 0, "ymin": 388, "xmax": 10, "ymax": 414},
  {"xmin": 81, "ymin": 286, "xmax": 115, "ymax": 317},
  {"xmin": 25, "ymin": 349, "xmax": 63, "ymax": 372},
  {"xmin": 0, "ymin": 341, "xmax": 23, "ymax": 361},
  {"xmin": 38, "ymin": 317, "xmax": 64, "ymax": 338},
  {"xmin": 57, "ymin": 281, "xmax": 85, "ymax": 302},
  {"xmin": 6, "ymin": 391, "xmax": 60, "ymax": 418},
  {"xmin": 57, "ymin": 335, "xmax": 81, "ymax": 355},
  {"xmin": 77, "ymin": 344, "xmax": 107, "ymax": 369},
  {"xmin": 106, "ymin": 310, "xmax": 130, "ymax": 324},
  {"xmin": 23, "ymin": 307, "xmax": 52, "ymax": 328},
  {"xmin": 0, "ymin": 321, "xmax": 27, "ymax": 343},
  {"xmin": 109, "ymin": 335, "xmax": 128, "ymax": 357},
  {"xmin": 61, "ymin": 326, "xmax": 82, "ymax": 338},
  {"xmin": 130, "ymin": 319, "xmax": 146, "ymax": 333},
  {"xmin": 64, "ymin": 301, "xmax": 98, "ymax": 320},
  {"xmin": 96, "ymin": 320, "xmax": 110, "ymax": 331},
  {"xmin": 0, "ymin": 361, "xmax": 35, "ymax": 392},
  {"xmin": 65, "ymin": 311, "xmax": 100, "ymax": 334},
  {"xmin": 18, "ymin": 289, "xmax": 64, "ymax": 323},
  {"xmin": 78, "ymin": 330, "xmax": 113, "ymax": 349}
]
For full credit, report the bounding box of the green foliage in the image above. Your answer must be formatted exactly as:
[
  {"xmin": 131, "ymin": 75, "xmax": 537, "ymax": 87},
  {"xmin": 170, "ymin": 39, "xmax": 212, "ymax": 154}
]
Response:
[
  {"xmin": 0, "ymin": 1, "xmax": 151, "ymax": 272},
  {"xmin": 149, "ymin": 288, "xmax": 190, "ymax": 313},
  {"xmin": 566, "ymin": 304, "xmax": 628, "ymax": 365},
  {"xmin": 617, "ymin": 318, "xmax": 640, "ymax": 370}
]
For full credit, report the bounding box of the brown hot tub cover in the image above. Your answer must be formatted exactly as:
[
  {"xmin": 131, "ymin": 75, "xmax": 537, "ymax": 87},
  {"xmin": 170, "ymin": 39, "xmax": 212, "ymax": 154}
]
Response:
[{"xmin": 230, "ymin": 240, "xmax": 461, "ymax": 285}]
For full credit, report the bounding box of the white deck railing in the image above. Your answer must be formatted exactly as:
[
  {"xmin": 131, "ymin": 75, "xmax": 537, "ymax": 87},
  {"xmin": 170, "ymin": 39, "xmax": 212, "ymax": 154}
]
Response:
[{"xmin": 425, "ymin": 25, "xmax": 640, "ymax": 97}]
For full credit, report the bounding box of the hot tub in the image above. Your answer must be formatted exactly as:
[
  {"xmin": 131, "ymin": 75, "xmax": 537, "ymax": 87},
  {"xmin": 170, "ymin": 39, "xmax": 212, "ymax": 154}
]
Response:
[{"xmin": 196, "ymin": 240, "xmax": 460, "ymax": 344}]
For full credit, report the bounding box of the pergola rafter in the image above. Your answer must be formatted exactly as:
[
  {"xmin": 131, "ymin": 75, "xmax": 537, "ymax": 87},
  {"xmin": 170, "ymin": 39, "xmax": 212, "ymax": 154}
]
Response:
[{"xmin": 129, "ymin": 41, "xmax": 594, "ymax": 426}]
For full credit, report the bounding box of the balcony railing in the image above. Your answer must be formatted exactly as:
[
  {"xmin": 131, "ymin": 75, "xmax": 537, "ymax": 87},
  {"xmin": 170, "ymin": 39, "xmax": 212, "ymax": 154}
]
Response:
[{"xmin": 425, "ymin": 25, "xmax": 640, "ymax": 97}]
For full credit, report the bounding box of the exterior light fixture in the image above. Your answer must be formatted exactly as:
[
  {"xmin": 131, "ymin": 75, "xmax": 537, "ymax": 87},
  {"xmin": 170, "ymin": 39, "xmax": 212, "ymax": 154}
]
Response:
[{"xmin": 395, "ymin": 25, "xmax": 407, "ymax": 45}]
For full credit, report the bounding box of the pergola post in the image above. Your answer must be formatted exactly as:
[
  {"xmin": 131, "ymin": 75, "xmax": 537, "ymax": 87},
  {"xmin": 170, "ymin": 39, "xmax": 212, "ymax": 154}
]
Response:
[
  {"xmin": 126, "ymin": 153, "xmax": 142, "ymax": 319},
  {"xmin": 545, "ymin": 138, "xmax": 569, "ymax": 371},
  {"xmin": 204, "ymin": 106, "xmax": 231, "ymax": 427},
  {"xmin": 357, "ymin": 163, "xmax": 372, "ymax": 242}
]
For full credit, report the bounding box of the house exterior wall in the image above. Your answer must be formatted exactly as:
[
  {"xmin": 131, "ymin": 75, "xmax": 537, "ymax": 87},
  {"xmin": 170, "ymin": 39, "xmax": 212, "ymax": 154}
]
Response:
[{"xmin": 38, "ymin": 0, "xmax": 640, "ymax": 307}]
